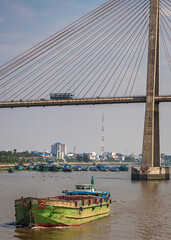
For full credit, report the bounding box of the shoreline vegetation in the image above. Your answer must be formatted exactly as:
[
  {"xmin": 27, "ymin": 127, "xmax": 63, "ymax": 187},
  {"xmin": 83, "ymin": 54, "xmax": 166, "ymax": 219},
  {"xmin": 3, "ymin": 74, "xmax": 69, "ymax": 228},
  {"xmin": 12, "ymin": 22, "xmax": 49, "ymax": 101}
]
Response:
[{"xmin": 0, "ymin": 162, "xmax": 135, "ymax": 170}]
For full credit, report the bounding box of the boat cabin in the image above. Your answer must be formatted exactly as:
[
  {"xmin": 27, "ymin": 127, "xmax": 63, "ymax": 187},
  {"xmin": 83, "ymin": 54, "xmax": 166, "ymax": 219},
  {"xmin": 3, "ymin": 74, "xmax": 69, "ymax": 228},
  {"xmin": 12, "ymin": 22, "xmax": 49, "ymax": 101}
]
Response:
[{"xmin": 75, "ymin": 184, "xmax": 95, "ymax": 192}]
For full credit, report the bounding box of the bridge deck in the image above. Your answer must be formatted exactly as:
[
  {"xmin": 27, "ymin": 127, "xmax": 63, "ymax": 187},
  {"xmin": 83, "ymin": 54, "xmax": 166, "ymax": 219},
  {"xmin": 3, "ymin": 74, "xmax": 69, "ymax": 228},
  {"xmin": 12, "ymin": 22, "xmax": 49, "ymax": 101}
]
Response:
[{"xmin": 0, "ymin": 96, "xmax": 171, "ymax": 108}]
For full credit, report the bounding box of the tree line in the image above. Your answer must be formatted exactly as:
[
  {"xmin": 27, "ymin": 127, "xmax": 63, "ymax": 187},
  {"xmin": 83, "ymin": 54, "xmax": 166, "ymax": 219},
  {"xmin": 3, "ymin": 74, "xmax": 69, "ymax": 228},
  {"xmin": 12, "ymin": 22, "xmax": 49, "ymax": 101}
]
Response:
[{"xmin": 0, "ymin": 151, "xmax": 42, "ymax": 164}]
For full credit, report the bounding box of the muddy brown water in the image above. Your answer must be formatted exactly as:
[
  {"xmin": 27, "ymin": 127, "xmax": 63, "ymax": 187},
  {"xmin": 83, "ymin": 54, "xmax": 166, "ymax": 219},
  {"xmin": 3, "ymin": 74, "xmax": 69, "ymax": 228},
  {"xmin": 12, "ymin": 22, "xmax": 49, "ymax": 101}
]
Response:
[{"xmin": 0, "ymin": 169, "xmax": 171, "ymax": 240}]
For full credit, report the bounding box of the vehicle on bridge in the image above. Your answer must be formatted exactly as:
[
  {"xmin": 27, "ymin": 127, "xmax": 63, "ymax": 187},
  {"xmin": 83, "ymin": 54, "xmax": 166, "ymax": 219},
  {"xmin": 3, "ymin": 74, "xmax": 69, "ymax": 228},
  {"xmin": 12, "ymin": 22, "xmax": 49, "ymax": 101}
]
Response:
[{"xmin": 50, "ymin": 93, "xmax": 74, "ymax": 100}]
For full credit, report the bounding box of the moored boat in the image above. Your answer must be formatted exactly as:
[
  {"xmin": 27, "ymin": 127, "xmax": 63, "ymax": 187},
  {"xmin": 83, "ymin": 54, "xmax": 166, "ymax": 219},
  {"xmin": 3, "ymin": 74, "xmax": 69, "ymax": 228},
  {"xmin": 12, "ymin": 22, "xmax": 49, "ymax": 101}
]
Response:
[
  {"xmin": 39, "ymin": 164, "xmax": 49, "ymax": 172},
  {"xmin": 15, "ymin": 165, "xmax": 24, "ymax": 170},
  {"xmin": 8, "ymin": 167, "xmax": 14, "ymax": 173},
  {"xmin": 63, "ymin": 165, "xmax": 73, "ymax": 172},
  {"xmin": 89, "ymin": 166, "xmax": 99, "ymax": 171},
  {"xmin": 119, "ymin": 165, "xmax": 129, "ymax": 171},
  {"xmin": 109, "ymin": 166, "xmax": 119, "ymax": 172},
  {"xmin": 15, "ymin": 177, "xmax": 111, "ymax": 228},
  {"xmin": 81, "ymin": 166, "xmax": 89, "ymax": 171}
]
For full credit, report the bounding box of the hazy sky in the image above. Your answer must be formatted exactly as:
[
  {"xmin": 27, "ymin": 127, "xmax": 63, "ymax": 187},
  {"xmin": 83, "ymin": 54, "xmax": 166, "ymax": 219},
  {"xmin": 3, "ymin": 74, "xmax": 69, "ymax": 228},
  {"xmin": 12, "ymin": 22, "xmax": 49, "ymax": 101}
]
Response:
[{"xmin": 0, "ymin": 0, "xmax": 170, "ymax": 155}]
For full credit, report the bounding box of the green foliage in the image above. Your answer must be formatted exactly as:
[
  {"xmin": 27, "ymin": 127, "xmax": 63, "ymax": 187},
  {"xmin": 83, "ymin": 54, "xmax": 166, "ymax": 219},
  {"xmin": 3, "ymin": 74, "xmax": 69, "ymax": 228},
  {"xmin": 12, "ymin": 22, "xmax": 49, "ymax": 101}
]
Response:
[
  {"xmin": 0, "ymin": 151, "xmax": 41, "ymax": 164},
  {"xmin": 125, "ymin": 156, "xmax": 136, "ymax": 162},
  {"xmin": 106, "ymin": 158, "xmax": 120, "ymax": 162},
  {"xmin": 65, "ymin": 157, "xmax": 77, "ymax": 163},
  {"xmin": 76, "ymin": 154, "xmax": 82, "ymax": 162},
  {"xmin": 83, "ymin": 153, "xmax": 90, "ymax": 162},
  {"xmin": 76, "ymin": 153, "xmax": 90, "ymax": 162}
]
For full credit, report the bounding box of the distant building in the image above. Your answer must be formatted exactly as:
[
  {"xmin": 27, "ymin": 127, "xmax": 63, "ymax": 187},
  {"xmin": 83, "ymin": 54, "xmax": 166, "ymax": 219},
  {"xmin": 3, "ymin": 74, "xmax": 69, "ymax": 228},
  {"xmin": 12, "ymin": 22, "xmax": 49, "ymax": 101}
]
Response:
[
  {"xmin": 100, "ymin": 152, "xmax": 125, "ymax": 161},
  {"xmin": 51, "ymin": 142, "xmax": 67, "ymax": 159},
  {"xmin": 87, "ymin": 152, "xmax": 98, "ymax": 161},
  {"xmin": 67, "ymin": 153, "xmax": 74, "ymax": 158}
]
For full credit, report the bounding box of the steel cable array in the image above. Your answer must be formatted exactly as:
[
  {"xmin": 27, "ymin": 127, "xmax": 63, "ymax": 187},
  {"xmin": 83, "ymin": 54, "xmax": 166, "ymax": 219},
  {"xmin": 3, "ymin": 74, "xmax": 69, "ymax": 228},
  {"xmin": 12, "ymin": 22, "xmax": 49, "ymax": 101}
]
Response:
[
  {"xmin": 160, "ymin": 0, "xmax": 171, "ymax": 71},
  {"xmin": 0, "ymin": 0, "xmax": 169, "ymax": 102}
]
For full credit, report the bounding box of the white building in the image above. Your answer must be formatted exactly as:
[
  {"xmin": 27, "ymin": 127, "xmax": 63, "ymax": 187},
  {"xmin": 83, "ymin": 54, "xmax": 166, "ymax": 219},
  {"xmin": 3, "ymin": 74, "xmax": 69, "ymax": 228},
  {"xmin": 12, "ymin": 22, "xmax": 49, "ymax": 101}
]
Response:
[{"xmin": 51, "ymin": 142, "xmax": 67, "ymax": 159}]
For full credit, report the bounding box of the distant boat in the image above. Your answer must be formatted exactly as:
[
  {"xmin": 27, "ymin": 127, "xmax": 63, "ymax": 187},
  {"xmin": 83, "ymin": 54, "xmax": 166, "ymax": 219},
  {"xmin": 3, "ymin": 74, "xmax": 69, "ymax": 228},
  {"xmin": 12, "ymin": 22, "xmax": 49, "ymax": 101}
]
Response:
[
  {"xmin": 15, "ymin": 177, "xmax": 111, "ymax": 228},
  {"xmin": 15, "ymin": 165, "xmax": 24, "ymax": 170},
  {"xmin": 119, "ymin": 165, "xmax": 129, "ymax": 171},
  {"xmin": 89, "ymin": 166, "xmax": 99, "ymax": 171},
  {"xmin": 49, "ymin": 165, "xmax": 62, "ymax": 172},
  {"xmin": 73, "ymin": 166, "xmax": 82, "ymax": 171},
  {"xmin": 96, "ymin": 164, "xmax": 109, "ymax": 171},
  {"xmin": 81, "ymin": 166, "xmax": 89, "ymax": 171},
  {"xmin": 63, "ymin": 164, "xmax": 73, "ymax": 172},
  {"xmin": 39, "ymin": 164, "xmax": 49, "ymax": 172},
  {"xmin": 8, "ymin": 167, "xmax": 14, "ymax": 173},
  {"xmin": 33, "ymin": 165, "xmax": 40, "ymax": 171},
  {"xmin": 109, "ymin": 166, "xmax": 119, "ymax": 172},
  {"xmin": 26, "ymin": 165, "xmax": 34, "ymax": 171}
]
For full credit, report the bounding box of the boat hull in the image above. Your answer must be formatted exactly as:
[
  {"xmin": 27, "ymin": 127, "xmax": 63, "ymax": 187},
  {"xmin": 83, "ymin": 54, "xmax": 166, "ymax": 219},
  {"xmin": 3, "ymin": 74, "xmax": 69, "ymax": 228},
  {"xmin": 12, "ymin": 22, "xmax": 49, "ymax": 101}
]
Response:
[{"xmin": 15, "ymin": 195, "xmax": 111, "ymax": 227}]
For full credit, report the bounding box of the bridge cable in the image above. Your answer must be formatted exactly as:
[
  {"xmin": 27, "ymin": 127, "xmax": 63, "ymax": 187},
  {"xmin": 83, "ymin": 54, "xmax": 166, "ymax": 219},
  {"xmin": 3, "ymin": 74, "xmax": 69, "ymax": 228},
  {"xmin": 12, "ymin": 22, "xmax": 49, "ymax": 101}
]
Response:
[
  {"xmin": 0, "ymin": 0, "xmax": 126, "ymax": 88},
  {"xmin": 0, "ymin": 0, "xmax": 115, "ymax": 72},
  {"xmin": 3, "ymin": 0, "xmax": 138, "ymax": 100},
  {"xmin": 160, "ymin": 27, "xmax": 171, "ymax": 71},
  {"xmin": 0, "ymin": 0, "xmax": 127, "ymax": 91},
  {"xmin": 20, "ymin": 0, "xmax": 148, "ymax": 100},
  {"xmin": 86, "ymin": 19, "xmax": 149, "ymax": 98},
  {"xmin": 40, "ymin": 0, "xmax": 150, "ymax": 99},
  {"xmin": 0, "ymin": 0, "xmax": 121, "ymax": 79},
  {"xmin": 15, "ymin": 0, "xmax": 133, "ymax": 100},
  {"xmin": 0, "ymin": 0, "xmax": 151, "ymax": 101}
]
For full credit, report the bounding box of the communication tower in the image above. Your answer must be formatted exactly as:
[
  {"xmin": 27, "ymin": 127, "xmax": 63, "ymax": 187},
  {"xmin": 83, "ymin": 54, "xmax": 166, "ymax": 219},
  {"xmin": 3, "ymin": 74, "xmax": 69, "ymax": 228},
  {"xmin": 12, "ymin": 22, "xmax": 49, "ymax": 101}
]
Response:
[{"xmin": 101, "ymin": 114, "xmax": 104, "ymax": 156}]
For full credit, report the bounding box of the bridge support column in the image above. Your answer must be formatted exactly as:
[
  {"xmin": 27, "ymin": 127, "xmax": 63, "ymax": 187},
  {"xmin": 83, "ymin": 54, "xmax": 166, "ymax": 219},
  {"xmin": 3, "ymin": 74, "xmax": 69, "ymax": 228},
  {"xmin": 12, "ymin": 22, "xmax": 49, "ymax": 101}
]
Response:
[{"xmin": 131, "ymin": 0, "xmax": 170, "ymax": 180}]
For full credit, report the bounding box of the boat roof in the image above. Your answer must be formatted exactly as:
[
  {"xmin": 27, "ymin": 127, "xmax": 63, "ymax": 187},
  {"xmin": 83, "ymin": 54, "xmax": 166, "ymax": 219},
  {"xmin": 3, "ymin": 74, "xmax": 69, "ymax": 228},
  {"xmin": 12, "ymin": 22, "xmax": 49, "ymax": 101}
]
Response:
[{"xmin": 63, "ymin": 190, "xmax": 110, "ymax": 195}]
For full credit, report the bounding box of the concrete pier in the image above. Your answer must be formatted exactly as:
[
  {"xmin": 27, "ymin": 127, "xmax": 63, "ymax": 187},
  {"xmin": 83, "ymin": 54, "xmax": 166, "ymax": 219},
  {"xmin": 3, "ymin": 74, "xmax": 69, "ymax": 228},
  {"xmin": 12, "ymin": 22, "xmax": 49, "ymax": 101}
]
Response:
[
  {"xmin": 131, "ymin": 166, "xmax": 170, "ymax": 180},
  {"xmin": 131, "ymin": 0, "xmax": 170, "ymax": 180}
]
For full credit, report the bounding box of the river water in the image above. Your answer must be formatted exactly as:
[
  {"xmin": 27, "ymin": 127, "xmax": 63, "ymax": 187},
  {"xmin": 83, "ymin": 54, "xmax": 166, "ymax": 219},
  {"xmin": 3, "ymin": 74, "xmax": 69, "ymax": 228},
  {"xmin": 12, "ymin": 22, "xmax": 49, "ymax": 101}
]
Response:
[{"xmin": 0, "ymin": 169, "xmax": 171, "ymax": 240}]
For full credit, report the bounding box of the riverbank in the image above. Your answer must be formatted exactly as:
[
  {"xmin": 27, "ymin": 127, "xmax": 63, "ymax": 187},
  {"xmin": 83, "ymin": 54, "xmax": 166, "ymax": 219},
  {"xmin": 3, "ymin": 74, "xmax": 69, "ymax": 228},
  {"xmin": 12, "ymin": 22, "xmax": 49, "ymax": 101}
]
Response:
[
  {"xmin": 0, "ymin": 162, "xmax": 137, "ymax": 171},
  {"xmin": 0, "ymin": 164, "xmax": 15, "ymax": 170}
]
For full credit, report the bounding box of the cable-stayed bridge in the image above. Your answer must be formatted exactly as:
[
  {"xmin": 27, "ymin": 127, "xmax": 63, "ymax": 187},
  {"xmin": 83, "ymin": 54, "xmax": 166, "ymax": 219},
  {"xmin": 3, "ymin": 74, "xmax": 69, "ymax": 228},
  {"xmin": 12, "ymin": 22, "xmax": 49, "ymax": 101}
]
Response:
[
  {"xmin": 0, "ymin": 0, "xmax": 169, "ymax": 105},
  {"xmin": 0, "ymin": 0, "xmax": 170, "ymax": 179}
]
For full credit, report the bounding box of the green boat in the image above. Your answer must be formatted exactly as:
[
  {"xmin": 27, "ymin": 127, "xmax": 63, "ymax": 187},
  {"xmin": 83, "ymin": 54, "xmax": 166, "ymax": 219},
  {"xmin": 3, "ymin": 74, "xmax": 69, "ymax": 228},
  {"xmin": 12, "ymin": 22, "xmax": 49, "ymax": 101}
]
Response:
[
  {"xmin": 33, "ymin": 165, "xmax": 40, "ymax": 171},
  {"xmin": 39, "ymin": 164, "xmax": 49, "ymax": 172},
  {"xmin": 119, "ymin": 165, "xmax": 129, "ymax": 171},
  {"xmin": 15, "ymin": 165, "xmax": 24, "ymax": 170},
  {"xmin": 49, "ymin": 165, "xmax": 63, "ymax": 172},
  {"xmin": 15, "ymin": 178, "xmax": 111, "ymax": 228},
  {"xmin": 26, "ymin": 166, "xmax": 34, "ymax": 171},
  {"xmin": 8, "ymin": 167, "xmax": 14, "ymax": 173}
]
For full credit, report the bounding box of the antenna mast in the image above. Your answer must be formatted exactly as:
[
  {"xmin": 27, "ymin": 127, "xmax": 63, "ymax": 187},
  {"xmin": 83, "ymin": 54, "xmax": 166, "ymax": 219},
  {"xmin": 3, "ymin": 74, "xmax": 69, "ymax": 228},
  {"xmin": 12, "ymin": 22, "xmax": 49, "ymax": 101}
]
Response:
[{"xmin": 101, "ymin": 113, "xmax": 104, "ymax": 156}]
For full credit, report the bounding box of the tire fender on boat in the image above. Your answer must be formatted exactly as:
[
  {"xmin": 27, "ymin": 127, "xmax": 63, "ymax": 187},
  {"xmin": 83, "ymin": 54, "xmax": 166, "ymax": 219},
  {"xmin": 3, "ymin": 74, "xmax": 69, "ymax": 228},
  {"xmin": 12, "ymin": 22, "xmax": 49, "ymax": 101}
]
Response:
[{"xmin": 38, "ymin": 201, "xmax": 46, "ymax": 209}]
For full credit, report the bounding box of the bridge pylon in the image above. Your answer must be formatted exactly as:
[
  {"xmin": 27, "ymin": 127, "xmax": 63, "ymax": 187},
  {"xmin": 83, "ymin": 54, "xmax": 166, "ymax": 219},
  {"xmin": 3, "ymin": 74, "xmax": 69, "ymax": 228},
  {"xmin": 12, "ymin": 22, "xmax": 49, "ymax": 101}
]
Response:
[{"xmin": 131, "ymin": 0, "xmax": 170, "ymax": 180}]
